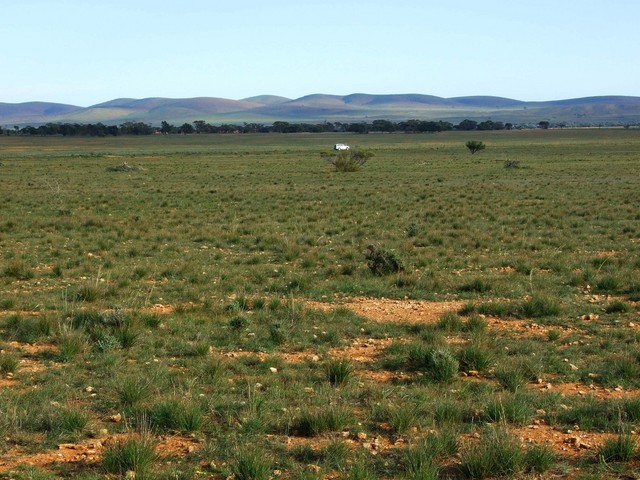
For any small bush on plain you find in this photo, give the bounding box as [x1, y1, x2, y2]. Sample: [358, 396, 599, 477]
[465, 140, 486, 155]
[322, 149, 374, 172]
[365, 244, 404, 276]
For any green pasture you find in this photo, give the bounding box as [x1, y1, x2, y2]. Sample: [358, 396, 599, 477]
[1, 129, 638, 307]
[0, 129, 639, 479]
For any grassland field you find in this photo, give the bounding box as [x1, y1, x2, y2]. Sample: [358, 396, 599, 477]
[0, 129, 639, 479]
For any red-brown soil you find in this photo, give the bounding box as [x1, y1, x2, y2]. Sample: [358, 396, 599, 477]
[2, 296, 639, 477]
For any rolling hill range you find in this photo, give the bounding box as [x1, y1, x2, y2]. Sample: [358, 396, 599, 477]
[2, 94, 640, 126]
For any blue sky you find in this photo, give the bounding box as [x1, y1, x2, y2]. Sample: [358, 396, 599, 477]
[3, 0, 639, 106]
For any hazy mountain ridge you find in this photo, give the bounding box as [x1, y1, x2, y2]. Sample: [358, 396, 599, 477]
[0, 101, 83, 124]
[2, 94, 640, 126]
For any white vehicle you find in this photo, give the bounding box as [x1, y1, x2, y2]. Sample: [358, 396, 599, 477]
[334, 143, 350, 151]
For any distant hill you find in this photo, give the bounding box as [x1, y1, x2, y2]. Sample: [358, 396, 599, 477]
[241, 95, 290, 105]
[0, 101, 82, 125]
[2, 94, 640, 126]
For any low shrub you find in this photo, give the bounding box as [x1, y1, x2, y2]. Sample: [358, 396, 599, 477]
[437, 312, 463, 332]
[292, 407, 350, 437]
[518, 295, 560, 318]
[322, 149, 374, 172]
[485, 394, 534, 425]
[57, 331, 89, 361]
[420, 430, 459, 460]
[32, 407, 88, 435]
[231, 450, 272, 480]
[73, 284, 99, 302]
[523, 444, 556, 473]
[594, 354, 640, 386]
[106, 162, 144, 172]
[460, 427, 524, 478]
[407, 344, 459, 382]
[365, 244, 404, 276]
[433, 400, 464, 425]
[495, 366, 526, 392]
[118, 377, 151, 407]
[3, 315, 52, 343]
[229, 315, 249, 330]
[323, 439, 349, 469]
[598, 434, 636, 463]
[102, 434, 157, 479]
[465, 140, 486, 155]
[3, 260, 34, 280]
[403, 443, 439, 480]
[596, 275, 621, 293]
[326, 358, 353, 386]
[458, 344, 493, 373]
[0, 352, 19, 374]
[372, 403, 419, 435]
[463, 315, 487, 333]
[504, 159, 521, 169]
[147, 398, 204, 433]
[604, 300, 632, 313]
[458, 279, 492, 293]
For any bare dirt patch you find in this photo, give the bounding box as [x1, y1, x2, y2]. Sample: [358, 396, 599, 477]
[302, 296, 640, 467]
[0, 342, 62, 383]
[537, 381, 640, 400]
[148, 303, 174, 315]
[0, 434, 201, 474]
[305, 297, 465, 324]
[513, 423, 614, 459]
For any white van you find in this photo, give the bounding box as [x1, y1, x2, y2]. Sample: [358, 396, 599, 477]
[334, 144, 350, 151]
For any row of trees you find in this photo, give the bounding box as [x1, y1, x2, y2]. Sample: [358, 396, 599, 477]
[4, 118, 547, 137]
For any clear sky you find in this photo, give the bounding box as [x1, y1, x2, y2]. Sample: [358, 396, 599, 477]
[2, 0, 639, 106]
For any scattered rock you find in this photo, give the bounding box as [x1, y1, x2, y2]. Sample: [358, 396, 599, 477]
[58, 443, 80, 450]
[565, 436, 591, 449]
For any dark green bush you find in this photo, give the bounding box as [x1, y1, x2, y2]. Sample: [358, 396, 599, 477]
[322, 149, 374, 172]
[465, 140, 486, 155]
[365, 244, 404, 276]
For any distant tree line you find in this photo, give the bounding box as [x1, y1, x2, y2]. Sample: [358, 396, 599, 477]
[4, 118, 567, 137]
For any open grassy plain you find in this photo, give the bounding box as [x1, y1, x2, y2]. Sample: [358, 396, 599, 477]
[0, 129, 639, 479]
